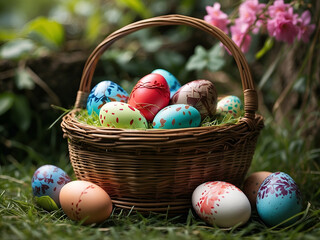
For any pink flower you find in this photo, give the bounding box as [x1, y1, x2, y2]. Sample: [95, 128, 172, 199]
[231, 23, 252, 53]
[238, 0, 266, 33]
[267, 5, 299, 44]
[268, 0, 291, 18]
[297, 10, 316, 43]
[204, 3, 230, 34]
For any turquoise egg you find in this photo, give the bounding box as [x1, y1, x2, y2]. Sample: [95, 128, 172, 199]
[152, 104, 201, 129]
[31, 165, 71, 208]
[256, 172, 303, 227]
[216, 95, 243, 118]
[86, 81, 129, 116]
[152, 69, 181, 98]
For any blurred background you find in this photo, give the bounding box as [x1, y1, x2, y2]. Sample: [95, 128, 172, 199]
[0, 0, 319, 202]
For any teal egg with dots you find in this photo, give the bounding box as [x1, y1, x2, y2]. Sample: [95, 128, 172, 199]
[256, 172, 303, 227]
[152, 104, 201, 129]
[216, 95, 243, 118]
[152, 69, 181, 98]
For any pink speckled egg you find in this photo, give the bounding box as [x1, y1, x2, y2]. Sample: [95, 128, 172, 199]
[192, 181, 251, 228]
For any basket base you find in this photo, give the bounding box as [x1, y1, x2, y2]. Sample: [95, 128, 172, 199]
[112, 198, 191, 213]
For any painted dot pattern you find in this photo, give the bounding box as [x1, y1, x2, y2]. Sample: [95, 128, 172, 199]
[99, 102, 147, 129]
[152, 104, 201, 129]
[216, 95, 244, 118]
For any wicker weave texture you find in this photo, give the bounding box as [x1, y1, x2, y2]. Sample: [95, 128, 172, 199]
[61, 14, 264, 213]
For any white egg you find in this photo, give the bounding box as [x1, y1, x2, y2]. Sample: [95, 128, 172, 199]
[192, 181, 251, 228]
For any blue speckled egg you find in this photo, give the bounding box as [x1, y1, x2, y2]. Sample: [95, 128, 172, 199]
[256, 172, 303, 227]
[216, 95, 243, 118]
[32, 165, 71, 207]
[86, 81, 129, 116]
[152, 104, 201, 129]
[152, 69, 181, 98]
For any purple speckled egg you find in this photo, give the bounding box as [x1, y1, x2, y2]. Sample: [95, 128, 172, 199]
[31, 165, 71, 207]
[152, 104, 201, 129]
[256, 172, 303, 226]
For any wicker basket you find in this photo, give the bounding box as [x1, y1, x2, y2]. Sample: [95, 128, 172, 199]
[61, 14, 264, 213]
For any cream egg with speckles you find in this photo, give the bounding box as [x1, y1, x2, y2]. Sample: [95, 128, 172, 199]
[99, 102, 148, 129]
[60, 180, 112, 225]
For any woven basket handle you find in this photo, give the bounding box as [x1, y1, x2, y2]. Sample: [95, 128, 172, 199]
[75, 14, 258, 122]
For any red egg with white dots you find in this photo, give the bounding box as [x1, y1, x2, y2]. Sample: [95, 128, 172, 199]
[99, 102, 148, 129]
[192, 181, 251, 228]
[128, 73, 170, 122]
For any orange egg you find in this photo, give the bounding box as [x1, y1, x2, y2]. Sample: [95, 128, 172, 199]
[243, 171, 272, 207]
[60, 180, 113, 225]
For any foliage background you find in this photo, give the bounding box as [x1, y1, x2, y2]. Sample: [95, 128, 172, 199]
[0, 0, 319, 239]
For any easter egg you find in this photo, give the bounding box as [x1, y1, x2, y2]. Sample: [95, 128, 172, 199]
[192, 181, 251, 228]
[59, 180, 113, 225]
[243, 171, 272, 207]
[86, 80, 129, 116]
[32, 165, 71, 210]
[216, 96, 243, 118]
[152, 104, 201, 129]
[152, 69, 181, 98]
[256, 172, 303, 227]
[99, 102, 148, 129]
[171, 80, 217, 120]
[128, 73, 170, 121]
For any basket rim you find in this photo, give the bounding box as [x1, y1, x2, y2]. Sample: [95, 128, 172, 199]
[62, 108, 264, 134]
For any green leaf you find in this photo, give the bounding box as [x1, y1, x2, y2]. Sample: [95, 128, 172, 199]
[11, 95, 32, 131]
[85, 10, 103, 44]
[22, 17, 65, 50]
[0, 93, 32, 130]
[0, 92, 15, 115]
[255, 38, 274, 60]
[0, 39, 35, 60]
[34, 196, 59, 211]
[0, 29, 18, 41]
[207, 43, 225, 72]
[185, 46, 208, 71]
[155, 51, 185, 70]
[15, 68, 35, 90]
[117, 0, 152, 18]
[186, 44, 225, 72]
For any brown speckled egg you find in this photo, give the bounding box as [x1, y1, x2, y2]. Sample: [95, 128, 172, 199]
[60, 180, 113, 225]
[243, 171, 272, 207]
[170, 80, 217, 120]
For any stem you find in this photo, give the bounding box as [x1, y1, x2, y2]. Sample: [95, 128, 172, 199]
[25, 66, 61, 106]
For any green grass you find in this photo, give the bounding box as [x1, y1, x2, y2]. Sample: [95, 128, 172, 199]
[75, 108, 244, 128]
[1, 116, 320, 240]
